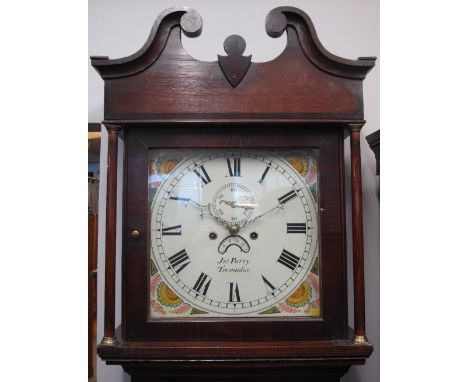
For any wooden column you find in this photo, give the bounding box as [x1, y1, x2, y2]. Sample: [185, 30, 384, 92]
[101, 124, 121, 346]
[349, 123, 368, 343]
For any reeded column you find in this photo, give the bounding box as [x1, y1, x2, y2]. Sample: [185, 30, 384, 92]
[101, 124, 121, 346]
[349, 123, 368, 344]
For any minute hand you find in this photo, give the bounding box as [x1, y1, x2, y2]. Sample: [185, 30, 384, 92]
[241, 203, 282, 228]
[242, 189, 299, 228]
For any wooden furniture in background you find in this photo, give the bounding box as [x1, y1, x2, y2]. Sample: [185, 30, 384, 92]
[88, 213, 98, 379]
[366, 130, 380, 175]
[88, 122, 101, 380]
[91, 6, 376, 381]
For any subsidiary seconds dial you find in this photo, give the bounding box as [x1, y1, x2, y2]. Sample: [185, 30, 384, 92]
[212, 182, 255, 225]
[150, 150, 318, 315]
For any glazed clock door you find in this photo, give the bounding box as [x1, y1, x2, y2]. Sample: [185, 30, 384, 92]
[123, 125, 348, 342]
[148, 149, 320, 317]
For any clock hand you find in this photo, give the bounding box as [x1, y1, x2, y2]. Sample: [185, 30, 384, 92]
[219, 200, 236, 207]
[244, 203, 282, 226]
[195, 201, 232, 230]
[180, 198, 240, 230]
[188, 199, 208, 209]
[170, 196, 208, 208]
[241, 188, 300, 228]
[171, 196, 227, 226]
[190, 200, 220, 223]
[176, 198, 211, 216]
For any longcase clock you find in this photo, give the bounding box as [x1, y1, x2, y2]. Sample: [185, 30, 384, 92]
[91, 6, 376, 382]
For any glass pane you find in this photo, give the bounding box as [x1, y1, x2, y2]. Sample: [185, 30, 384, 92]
[148, 149, 320, 318]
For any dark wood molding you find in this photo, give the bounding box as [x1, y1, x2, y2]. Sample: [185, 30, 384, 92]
[90, 7, 202, 79]
[98, 326, 371, 381]
[91, 7, 375, 122]
[99, 331, 372, 362]
[91, 7, 375, 81]
[265, 7, 376, 80]
[102, 119, 366, 126]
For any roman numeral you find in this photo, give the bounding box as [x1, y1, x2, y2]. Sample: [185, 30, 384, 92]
[286, 223, 306, 234]
[227, 158, 241, 177]
[228, 282, 241, 302]
[169, 196, 191, 202]
[167, 249, 191, 274]
[277, 249, 301, 271]
[278, 189, 297, 205]
[261, 275, 276, 292]
[161, 224, 182, 236]
[258, 163, 271, 184]
[193, 165, 211, 185]
[193, 272, 212, 295]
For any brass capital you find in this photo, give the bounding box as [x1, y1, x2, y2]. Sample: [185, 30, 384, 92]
[100, 336, 118, 346]
[352, 334, 369, 344]
[104, 124, 121, 134]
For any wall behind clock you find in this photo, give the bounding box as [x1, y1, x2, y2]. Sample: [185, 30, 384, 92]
[89, 1, 380, 381]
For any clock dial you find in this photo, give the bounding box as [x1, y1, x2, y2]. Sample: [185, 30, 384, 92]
[149, 149, 319, 316]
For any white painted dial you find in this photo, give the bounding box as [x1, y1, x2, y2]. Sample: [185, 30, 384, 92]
[150, 150, 318, 315]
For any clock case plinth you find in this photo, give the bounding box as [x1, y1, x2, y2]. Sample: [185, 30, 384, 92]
[92, 6, 375, 381]
[99, 327, 372, 382]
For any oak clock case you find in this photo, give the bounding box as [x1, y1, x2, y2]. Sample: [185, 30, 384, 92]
[92, 6, 376, 382]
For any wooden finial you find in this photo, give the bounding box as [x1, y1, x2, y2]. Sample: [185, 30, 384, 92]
[217, 35, 252, 88]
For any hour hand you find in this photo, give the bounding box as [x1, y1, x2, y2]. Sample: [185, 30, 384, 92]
[169, 196, 211, 215]
[169, 196, 192, 203]
[169, 196, 229, 228]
